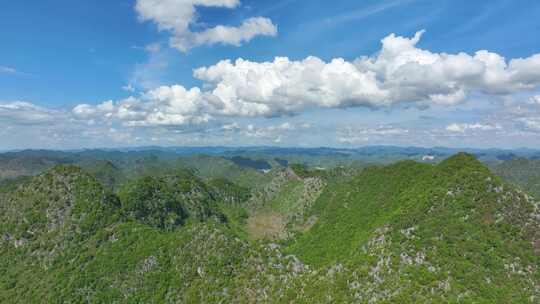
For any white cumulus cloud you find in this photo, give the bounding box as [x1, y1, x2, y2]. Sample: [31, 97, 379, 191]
[73, 86, 212, 127]
[529, 95, 540, 105]
[0, 101, 65, 125]
[192, 30, 540, 116]
[74, 31, 540, 128]
[135, 0, 277, 52]
[446, 123, 501, 133]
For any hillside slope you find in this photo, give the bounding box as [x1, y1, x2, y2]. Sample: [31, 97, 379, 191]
[288, 153, 540, 302]
[0, 154, 538, 303]
[492, 157, 540, 198]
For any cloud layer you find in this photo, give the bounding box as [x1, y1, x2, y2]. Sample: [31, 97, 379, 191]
[135, 0, 277, 52]
[0, 102, 64, 125]
[73, 31, 540, 129]
[4, 31, 540, 149]
[446, 123, 501, 133]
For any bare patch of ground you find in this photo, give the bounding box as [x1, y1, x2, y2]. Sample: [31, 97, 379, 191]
[246, 211, 287, 240]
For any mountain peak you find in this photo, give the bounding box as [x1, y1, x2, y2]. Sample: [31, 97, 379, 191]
[438, 152, 486, 172]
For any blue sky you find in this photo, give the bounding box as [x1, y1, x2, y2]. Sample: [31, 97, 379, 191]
[1, 0, 540, 149]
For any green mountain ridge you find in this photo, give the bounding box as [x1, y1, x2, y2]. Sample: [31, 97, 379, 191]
[491, 157, 540, 199]
[1, 154, 539, 303]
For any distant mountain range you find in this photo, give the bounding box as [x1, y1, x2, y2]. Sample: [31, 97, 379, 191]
[3, 145, 540, 159]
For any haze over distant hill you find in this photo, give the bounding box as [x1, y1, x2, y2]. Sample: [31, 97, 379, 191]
[1, 145, 538, 179]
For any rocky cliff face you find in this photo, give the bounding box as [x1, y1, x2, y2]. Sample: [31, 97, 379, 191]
[1, 166, 119, 250]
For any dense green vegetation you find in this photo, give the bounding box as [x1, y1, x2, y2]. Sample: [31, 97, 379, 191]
[288, 160, 435, 265]
[1, 152, 539, 302]
[491, 157, 540, 198]
[0, 151, 273, 191]
[287, 154, 540, 302]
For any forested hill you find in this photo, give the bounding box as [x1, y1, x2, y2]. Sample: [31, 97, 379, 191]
[491, 157, 540, 198]
[1, 153, 539, 303]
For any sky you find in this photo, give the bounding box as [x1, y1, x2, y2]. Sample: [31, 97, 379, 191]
[1, 0, 540, 149]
